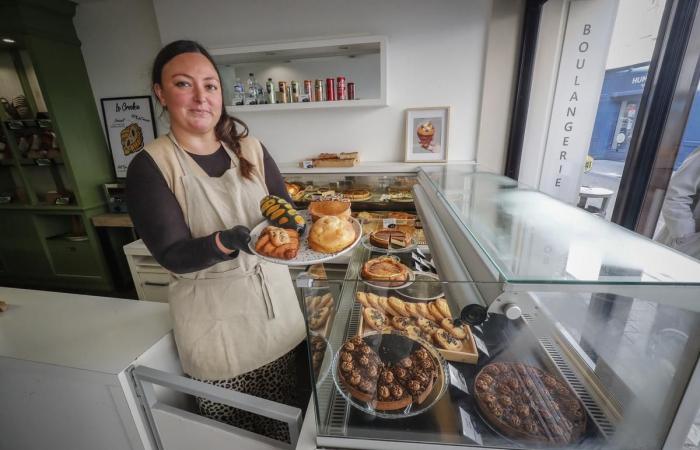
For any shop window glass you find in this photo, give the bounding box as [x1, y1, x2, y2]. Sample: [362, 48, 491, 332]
[579, 0, 666, 220]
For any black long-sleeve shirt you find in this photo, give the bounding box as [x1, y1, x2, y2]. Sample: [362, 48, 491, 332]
[126, 144, 290, 274]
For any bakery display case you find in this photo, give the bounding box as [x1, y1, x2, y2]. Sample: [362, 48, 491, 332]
[296, 164, 700, 450]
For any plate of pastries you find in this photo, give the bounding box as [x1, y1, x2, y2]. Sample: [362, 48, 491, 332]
[474, 362, 587, 445]
[250, 196, 362, 266]
[333, 332, 448, 417]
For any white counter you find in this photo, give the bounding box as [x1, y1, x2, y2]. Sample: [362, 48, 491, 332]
[278, 161, 476, 174]
[0, 287, 171, 374]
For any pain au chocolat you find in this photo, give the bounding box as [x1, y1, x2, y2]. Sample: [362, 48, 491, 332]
[337, 335, 439, 411]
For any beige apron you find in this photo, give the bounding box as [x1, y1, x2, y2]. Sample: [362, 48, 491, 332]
[166, 134, 305, 380]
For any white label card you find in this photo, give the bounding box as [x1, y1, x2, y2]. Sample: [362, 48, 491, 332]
[459, 407, 483, 445]
[302, 160, 314, 169]
[448, 364, 469, 394]
[473, 335, 490, 357]
[382, 218, 397, 228]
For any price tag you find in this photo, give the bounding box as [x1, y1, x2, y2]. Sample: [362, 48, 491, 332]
[382, 218, 397, 228]
[448, 364, 469, 395]
[459, 407, 483, 445]
[473, 335, 490, 357]
[302, 160, 314, 169]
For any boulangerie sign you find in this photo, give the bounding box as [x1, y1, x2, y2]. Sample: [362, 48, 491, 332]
[101, 96, 157, 178]
[538, 0, 619, 204]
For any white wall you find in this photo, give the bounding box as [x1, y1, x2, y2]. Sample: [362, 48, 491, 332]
[150, 0, 492, 163]
[73, 0, 165, 135]
[605, 0, 665, 69]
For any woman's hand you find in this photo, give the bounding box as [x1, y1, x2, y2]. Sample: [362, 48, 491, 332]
[217, 225, 254, 255]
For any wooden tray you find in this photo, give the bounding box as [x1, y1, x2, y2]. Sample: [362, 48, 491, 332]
[355, 295, 478, 364]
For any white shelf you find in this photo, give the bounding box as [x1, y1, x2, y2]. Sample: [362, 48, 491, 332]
[226, 98, 385, 113]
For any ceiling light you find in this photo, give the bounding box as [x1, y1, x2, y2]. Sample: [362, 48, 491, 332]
[2, 38, 16, 44]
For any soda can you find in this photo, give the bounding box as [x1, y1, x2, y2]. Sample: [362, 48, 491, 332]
[348, 82, 356, 100]
[278, 81, 288, 103]
[291, 81, 300, 103]
[304, 80, 313, 101]
[336, 76, 347, 100]
[314, 80, 324, 102]
[266, 80, 276, 104]
[326, 78, 336, 101]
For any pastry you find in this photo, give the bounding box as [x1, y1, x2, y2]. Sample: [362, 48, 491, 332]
[309, 306, 331, 330]
[254, 226, 300, 259]
[391, 315, 413, 331]
[285, 182, 302, 198]
[405, 302, 422, 320]
[369, 228, 410, 249]
[403, 324, 425, 341]
[416, 318, 441, 335]
[387, 211, 416, 220]
[387, 296, 410, 317]
[416, 121, 435, 149]
[342, 189, 372, 201]
[305, 295, 321, 311]
[474, 363, 586, 444]
[308, 216, 356, 253]
[361, 256, 411, 286]
[378, 296, 401, 317]
[366, 292, 382, 310]
[337, 335, 439, 411]
[356, 291, 372, 309]
[416, 303, 437, 321]
[427, 302, 444, 321]
[260, 195, 306, 233]
[363, 307, 389, 331]
[435, 298, 450, 319]
[440, 318, 468, 340]
[308, 200, 351, 222]
[433, 329, 463, 351]
[318, 292, 334, 309]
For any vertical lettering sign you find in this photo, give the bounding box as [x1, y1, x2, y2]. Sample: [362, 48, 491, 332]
[538, 0, 619, 204]
[101, 96, 157, 178]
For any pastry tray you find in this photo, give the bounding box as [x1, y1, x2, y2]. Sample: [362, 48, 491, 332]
[356, 295, 478, 364]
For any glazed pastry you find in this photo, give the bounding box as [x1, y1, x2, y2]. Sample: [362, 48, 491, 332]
[405, 302, 422, 320]
[416, 303, 437, 321]
[433, 329, 463, 351]
[378, 296, 402, 317]
[366, 292, 382, 310]
[259, 195, 306, 233]
[308, 200, 351, 222]
[308, 215, 356, 253]
[255, 226, 299, 259]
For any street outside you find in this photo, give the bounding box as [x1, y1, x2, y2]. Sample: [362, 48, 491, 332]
[579, 158, 626, 221]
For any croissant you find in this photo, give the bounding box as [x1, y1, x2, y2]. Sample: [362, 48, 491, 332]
[254, 226, 299, 260]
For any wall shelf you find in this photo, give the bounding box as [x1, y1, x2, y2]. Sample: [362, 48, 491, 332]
[226, 98, 385, 113]
[211, 35, 387, 109]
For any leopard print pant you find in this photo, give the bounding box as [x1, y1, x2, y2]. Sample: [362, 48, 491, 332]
[192, 346, 302, 443]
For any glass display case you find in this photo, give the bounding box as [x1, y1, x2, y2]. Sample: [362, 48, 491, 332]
[293, 165, 700, 450]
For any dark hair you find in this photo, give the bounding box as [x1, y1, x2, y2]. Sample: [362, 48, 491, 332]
[152, 40, 254, 179]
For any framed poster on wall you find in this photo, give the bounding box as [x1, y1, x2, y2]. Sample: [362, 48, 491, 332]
[404, 106, 450, 163]
[100, 96, 157, 178]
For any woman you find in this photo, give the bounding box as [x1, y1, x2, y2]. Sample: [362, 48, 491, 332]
[126, 40, 306, 442]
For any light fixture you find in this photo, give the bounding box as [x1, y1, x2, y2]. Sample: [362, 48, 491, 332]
[2, 38, 16, 44]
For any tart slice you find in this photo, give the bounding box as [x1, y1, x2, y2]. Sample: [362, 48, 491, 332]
[369, 228, 410, 249]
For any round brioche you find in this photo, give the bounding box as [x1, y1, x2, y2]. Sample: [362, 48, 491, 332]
[308, 200, 351, 222]
[308, 215, 356, 253]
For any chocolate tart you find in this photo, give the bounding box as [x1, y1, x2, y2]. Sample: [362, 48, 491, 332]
[342, 189, 372, 201]
[336, 334, 439, 411]
[474, 362, 587, 445]
[369, 228, 409, 249]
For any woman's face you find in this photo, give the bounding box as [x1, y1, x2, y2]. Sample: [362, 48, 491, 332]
[154, 52, 222, 136]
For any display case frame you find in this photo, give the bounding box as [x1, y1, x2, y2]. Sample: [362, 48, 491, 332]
[289, 165, 700, 450]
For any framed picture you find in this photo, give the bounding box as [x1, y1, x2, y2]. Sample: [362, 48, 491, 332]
[100, 96, 157, 178]
[404, 106, 450, 163]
